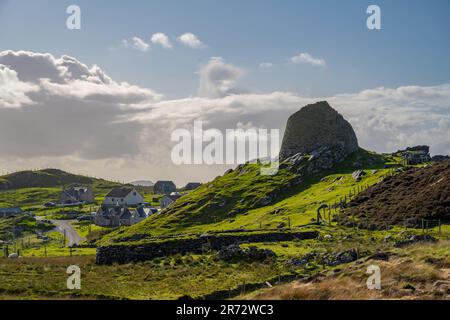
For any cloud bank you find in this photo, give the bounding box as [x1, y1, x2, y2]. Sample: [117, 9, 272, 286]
[0, 50, 449, 184]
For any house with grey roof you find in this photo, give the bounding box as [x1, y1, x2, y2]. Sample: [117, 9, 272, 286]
[153, 181, 177, 195]
[103, 187, 144, 207]
[94, 204, 148, 227]
[60, 185, 94, 204]
[159, 193, 182, 209]
[184, 182, 201, 191]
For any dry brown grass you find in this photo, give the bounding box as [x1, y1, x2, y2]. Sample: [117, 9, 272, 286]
[249, 241, 450, 300]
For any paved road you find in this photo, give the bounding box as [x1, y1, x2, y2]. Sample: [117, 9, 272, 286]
[50, 220, 83, 247]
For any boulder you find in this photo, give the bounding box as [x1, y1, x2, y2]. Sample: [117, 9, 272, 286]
[279, 101, 358, 160]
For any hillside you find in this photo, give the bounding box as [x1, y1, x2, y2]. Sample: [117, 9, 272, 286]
[100, 148, 397, 243]
[338, 161, 450, 229]
[100, 102, 404, 244]
[0, 169, 94, 190]
[0, 169, 123, 208]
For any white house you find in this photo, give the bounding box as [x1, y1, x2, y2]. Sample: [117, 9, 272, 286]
[103, 187, 144, 206]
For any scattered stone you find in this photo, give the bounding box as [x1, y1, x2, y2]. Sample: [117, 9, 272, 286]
[277, 222, 286, 229]
[342, 234, 353, 241]
[320, 249, 358, 266]
[324, 234, 333, 241]
[394, 234, 437, 247]
[8, 253, 19, 259]
[217, 244, 276, 262]
[431, 155, 450, 162]
[286, 252, 318, 267]
[368, 252, 390, 261]
[257, 196, 272, 206]
[403, 284, 416, 291]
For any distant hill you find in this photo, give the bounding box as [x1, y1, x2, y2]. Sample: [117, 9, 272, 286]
[130, 180, 155, 187]
[0, 169, 121, 191]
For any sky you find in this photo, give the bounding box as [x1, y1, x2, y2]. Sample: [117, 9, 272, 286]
[0, 0, 449, 185]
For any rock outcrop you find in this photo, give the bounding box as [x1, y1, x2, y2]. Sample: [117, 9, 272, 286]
[279, 101, 359, 160]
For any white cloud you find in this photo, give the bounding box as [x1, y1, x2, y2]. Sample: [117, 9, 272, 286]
[0, 65, 38, 108]
[198, 57, 244, 98]
[290, 52, 326, 67]
[0, 51, 161, 161]
[177, 33, 206, 49]
[259, 62, 274, 68]
[122, 37, 150, 52]
[151, 33, 173, 49]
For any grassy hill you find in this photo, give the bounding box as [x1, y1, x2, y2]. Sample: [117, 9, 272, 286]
[0, 169, 95, 190]
[0, 169, 123, 208]
[101, 149, 401, 243]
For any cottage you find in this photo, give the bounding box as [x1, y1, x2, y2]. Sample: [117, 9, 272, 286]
[60, 185, 94, 204]
[103, 187, 144, 206]
[160, 194, 182, 209]
[154, 181, 177, 195]
[94, 204, 148, 227]
[0, 207, 22, 218]
[184, 182, 201, 191]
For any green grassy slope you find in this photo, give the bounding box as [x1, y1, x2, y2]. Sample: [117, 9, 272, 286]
[0, 214, 53, 240]
[0, 169, 123, 208]
[103, 149, 401, 242]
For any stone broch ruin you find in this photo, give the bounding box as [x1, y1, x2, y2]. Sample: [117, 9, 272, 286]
[279, 101, 359, 160]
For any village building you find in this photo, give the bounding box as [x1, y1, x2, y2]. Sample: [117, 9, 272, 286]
[184, 182, 201, 191]
[399, 146, 431, 165]
[60, 185, 95, 204]
[160, 193, 182, 209]
[154, 181, 177, 195]
[0, 207, 23, 218]
[103, 187, 144, 207]
[94, 205, 149, 227]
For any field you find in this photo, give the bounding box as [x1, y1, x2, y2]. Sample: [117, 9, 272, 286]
[244, 240, 450, 300]
[0, 155, 448, 300]
[0, 226, 447, 300]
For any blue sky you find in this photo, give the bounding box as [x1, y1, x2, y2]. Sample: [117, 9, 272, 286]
[1, 0, 449, 98]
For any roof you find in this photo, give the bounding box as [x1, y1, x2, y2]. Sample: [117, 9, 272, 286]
[161, 194, 181, 202]
[185, 182, 201, 189]
[154, 181, 176, 187]
[105, 187, 134, 198]
[97, 205, 132, 219]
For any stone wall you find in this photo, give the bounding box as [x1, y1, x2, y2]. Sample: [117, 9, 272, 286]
[96, 231, 319, 264]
